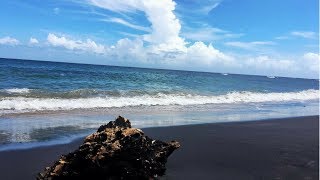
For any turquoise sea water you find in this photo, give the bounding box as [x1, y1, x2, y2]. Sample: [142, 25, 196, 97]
[0, 58, 319, 150]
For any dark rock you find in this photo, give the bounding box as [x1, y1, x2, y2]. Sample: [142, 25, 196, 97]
[37, 116, 180, 179]
[97, 116, 132, 132]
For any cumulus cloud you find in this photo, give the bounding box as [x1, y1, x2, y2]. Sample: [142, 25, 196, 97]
[245, 56, 295, 71]
[40, 0, 315, 78]
[0, 36, 20, 46]
[105, 37, 234, 68]
[184, 41, 235, 66]
[87, 0, 232, 68]
[242, 54, 319, 77]
[29, 37, 39, 45]
[47, 33, 106, 54]
[108, 38, 146, 63]
[90, 0, 186, 52]
[104, 37, 318, 77]
[291, 31, 317, 39]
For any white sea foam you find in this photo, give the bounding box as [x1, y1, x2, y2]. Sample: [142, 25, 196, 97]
[267, 76, 276, 79]
[0, 89, 318, 113]
[4, 88, 30, 94]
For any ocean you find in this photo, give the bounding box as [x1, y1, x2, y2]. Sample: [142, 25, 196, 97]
[0, 58, 319, 150]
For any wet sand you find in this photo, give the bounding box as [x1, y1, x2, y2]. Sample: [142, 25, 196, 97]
[0, 116, 318, 180]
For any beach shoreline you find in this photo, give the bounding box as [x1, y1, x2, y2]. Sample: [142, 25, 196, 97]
[0, 115, 319, 179]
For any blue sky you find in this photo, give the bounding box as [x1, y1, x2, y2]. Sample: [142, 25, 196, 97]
[0, 0, 319, 78]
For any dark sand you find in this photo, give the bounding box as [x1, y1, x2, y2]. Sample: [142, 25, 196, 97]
[0, 116, 318, 180]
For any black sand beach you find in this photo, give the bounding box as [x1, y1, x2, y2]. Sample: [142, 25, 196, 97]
[0, 116, 318, 180]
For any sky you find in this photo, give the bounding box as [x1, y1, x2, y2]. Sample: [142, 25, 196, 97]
[0, 0, 319, 78]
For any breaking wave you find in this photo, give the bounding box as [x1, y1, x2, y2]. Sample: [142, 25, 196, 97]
[3, 88, 31, 94]
[0, 89, 318, 113]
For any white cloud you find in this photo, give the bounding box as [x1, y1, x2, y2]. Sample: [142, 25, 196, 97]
[44, 32, 318, 78]
[58, 0, 317, 78]
[197, 2, 220, 14]
[102, 18, 151, 32]
[245, 56, 295, 71]
[182, 27, 244, 42]
[60, 33, 226, 72]
[250, 41, 275, 45]
[88, 0, 233, 66]
[142, 1, 185, 50]
[303, 52, 319, 60]
[176, 0, 222, 15]
[106, 37, 233, 67]
[104, 37, 318, 77]
[184, 41, 235, 66]
[119, 32, 141, 38]
[89, 0, 186, 52]
[275, 36, 289, 40]
[242, 54, 319, 77]
[302, 52, 319, 72]
[108, 38, 147, 64]
[90, 0, 138, 13]
[291, 31, 317, 39]
[225, 41, 275, 50]
[29, 37, 39, 45]
[47, 33, 106, 54]
[0, 36, 20, 46]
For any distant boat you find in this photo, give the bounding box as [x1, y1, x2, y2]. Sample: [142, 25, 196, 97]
[222, 73, 228, 76]
[267, 76, 276, 79]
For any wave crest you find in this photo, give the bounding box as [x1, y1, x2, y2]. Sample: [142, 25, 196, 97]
[4, 88, 30, 94]
[0, 89, 318, 113]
